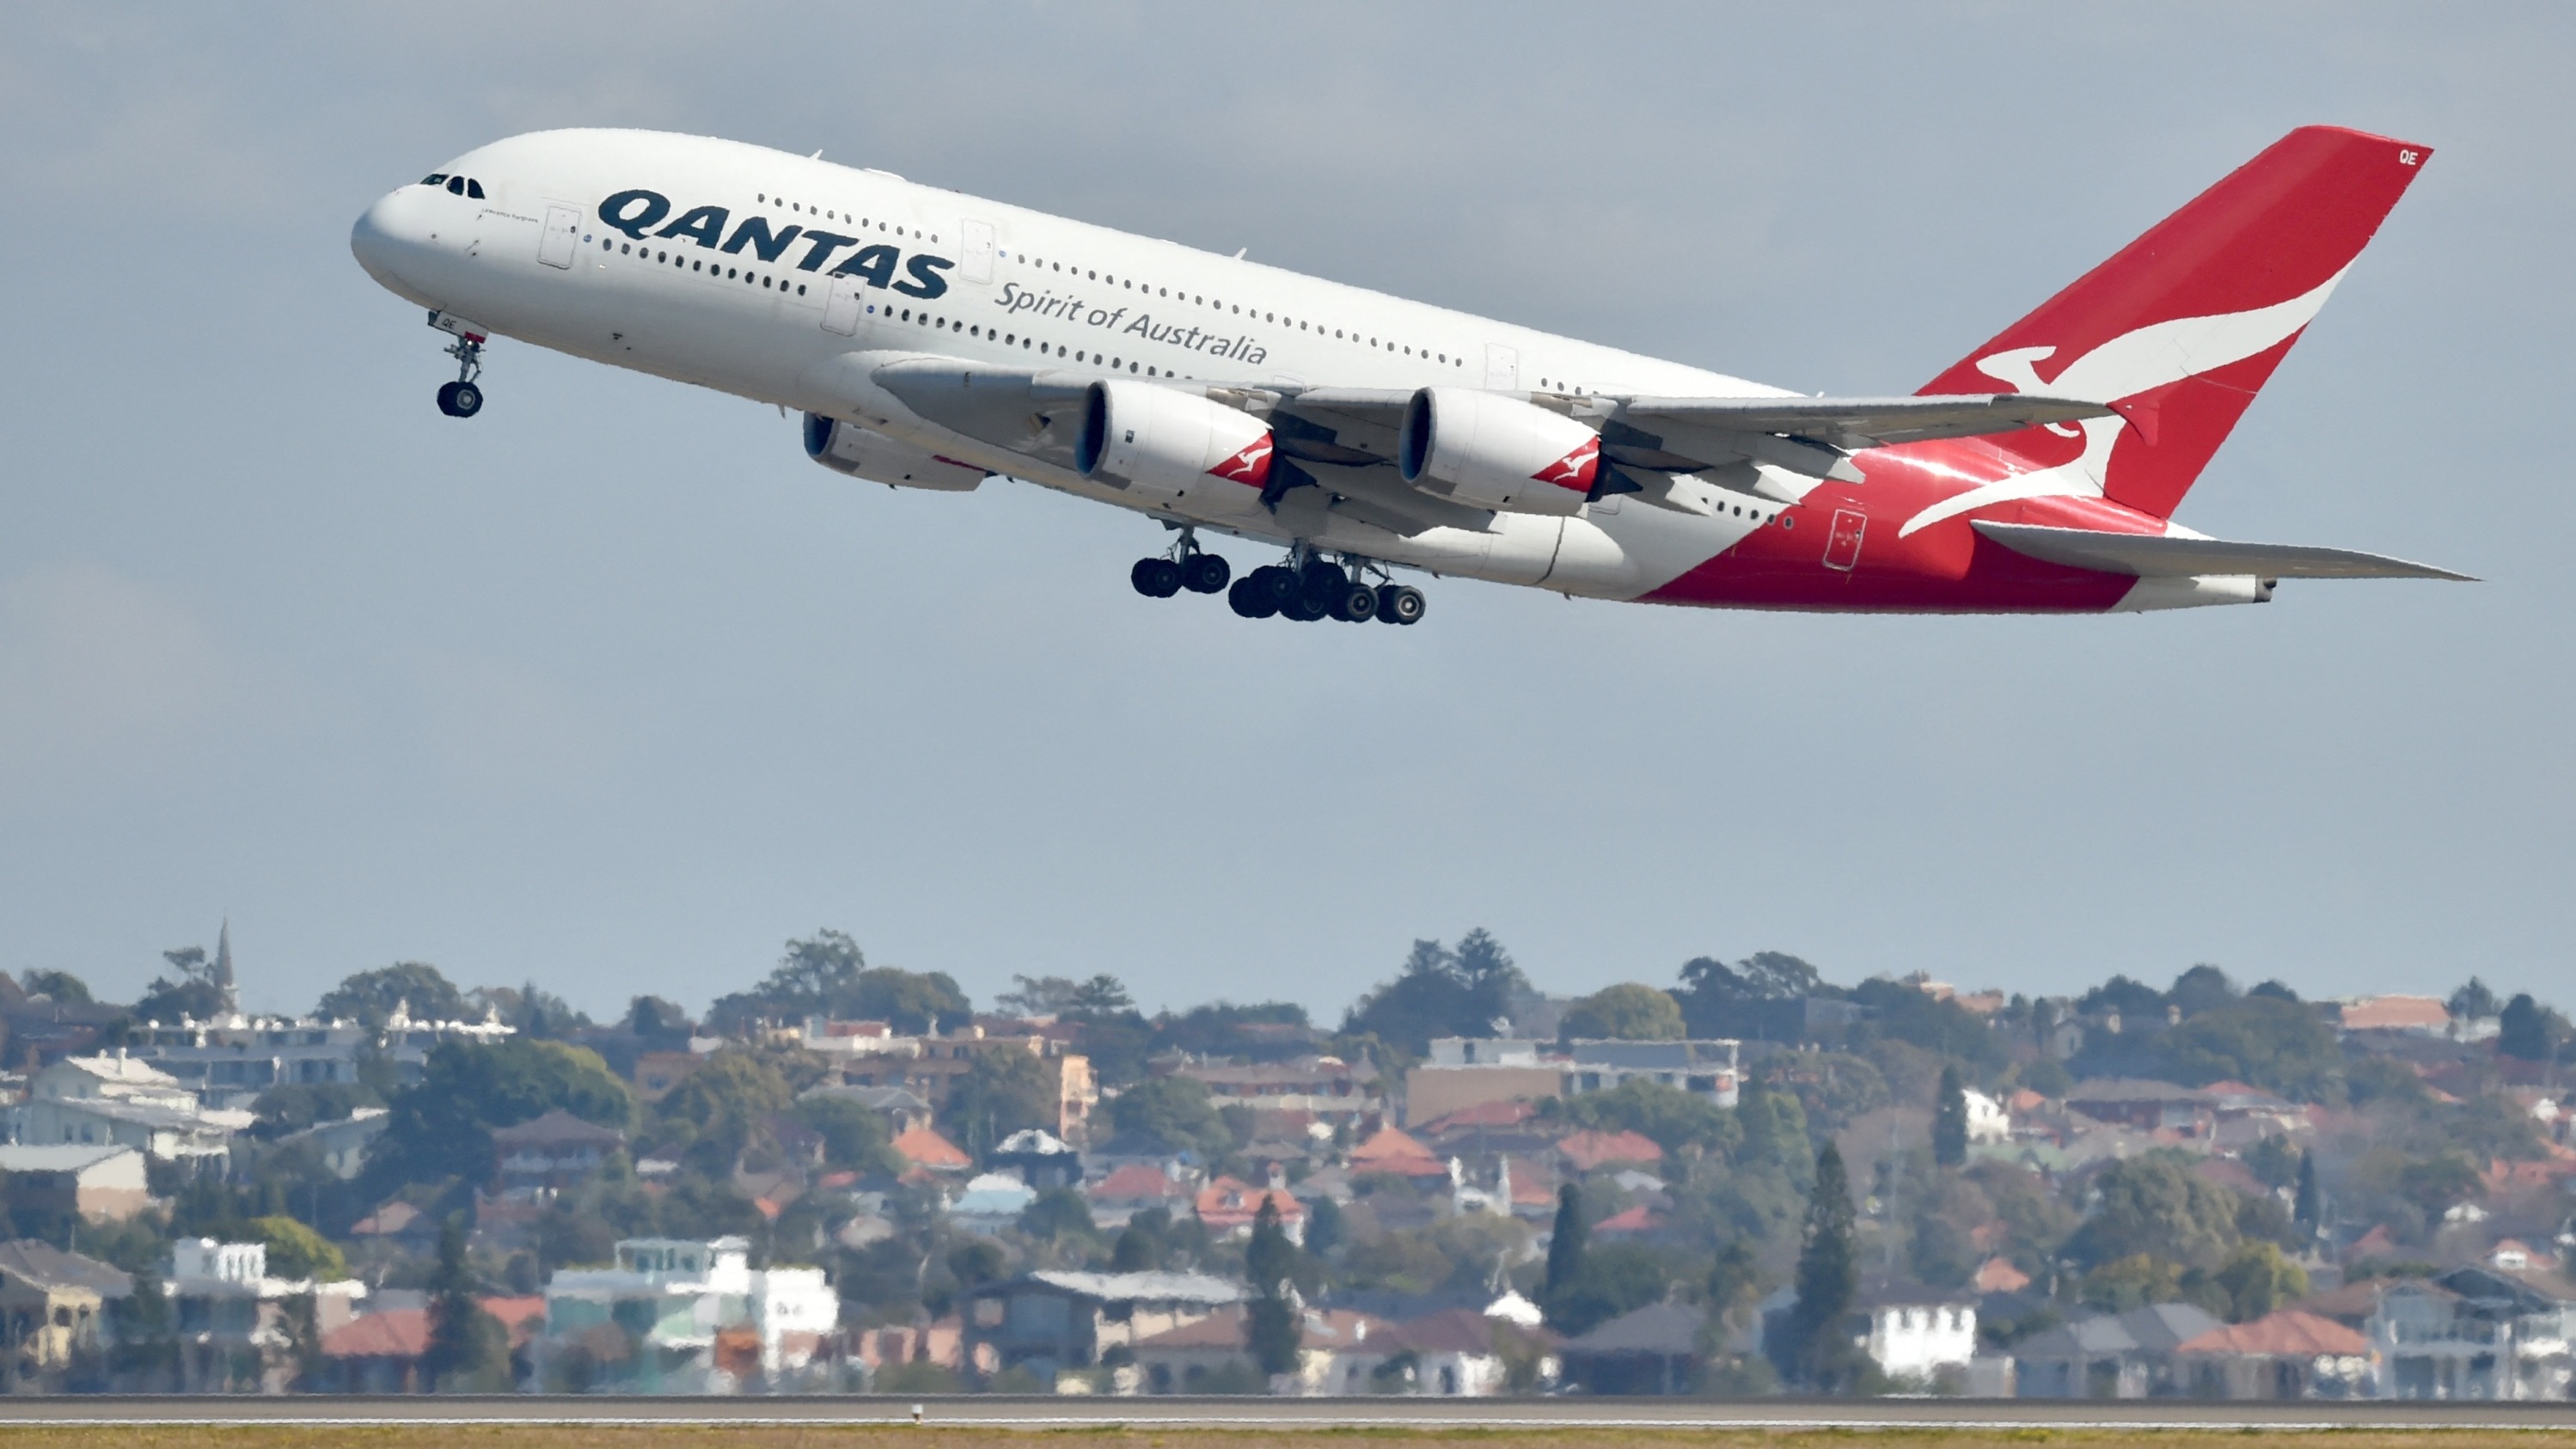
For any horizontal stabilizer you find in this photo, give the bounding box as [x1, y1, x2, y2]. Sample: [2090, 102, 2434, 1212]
[1619, 394, 2114, 449]
[1973, 521, 2474, 581]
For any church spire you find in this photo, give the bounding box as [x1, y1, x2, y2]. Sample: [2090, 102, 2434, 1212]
[213, 918, 238, 1016]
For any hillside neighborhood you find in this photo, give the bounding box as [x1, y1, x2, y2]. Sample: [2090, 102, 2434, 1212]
[0, 926, 2567, 1399]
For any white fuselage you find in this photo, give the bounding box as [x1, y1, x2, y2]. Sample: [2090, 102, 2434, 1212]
[351, 129, 1791, 598]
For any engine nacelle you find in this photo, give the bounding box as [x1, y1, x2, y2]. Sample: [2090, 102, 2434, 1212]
[803, 413, 985, 492]
[1397, 388, 1598, 516]
[1074, 382, 1275, 502]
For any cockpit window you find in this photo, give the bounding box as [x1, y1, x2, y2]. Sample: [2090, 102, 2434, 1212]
[466, 179, 486, 199]
[422, 174, 447, 186]
[446, 176, 467, 195]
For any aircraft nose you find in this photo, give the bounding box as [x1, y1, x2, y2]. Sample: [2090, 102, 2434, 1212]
[350, 187, 427, 288]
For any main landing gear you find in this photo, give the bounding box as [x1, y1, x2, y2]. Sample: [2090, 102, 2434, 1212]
[1224, 552, 1424, 626]
[1129, 529, 1232, 599]
[435, 330, 486, 419]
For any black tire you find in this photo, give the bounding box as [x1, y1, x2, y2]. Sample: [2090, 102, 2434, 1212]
[1183, 553, 1231, 595]
[436, 381, 462, 416]
[1385, 585, 1427, 625]
[448, 380, 483, 417]
[1300, 559, 1348, 596]
[1375, 584, 1406, 623]
[1130, 558, 1182, 597]
[1280, 591, 1328, 622]
[1334, 581, 1380, 622]
[1257, 566, 1302, 608]
[1227, 577, 1276, 619]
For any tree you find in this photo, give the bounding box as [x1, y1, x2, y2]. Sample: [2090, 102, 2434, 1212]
[422, 1217, 511, 1391]
[2211, 1241, 2308, 1323]
[2293, 1151, 2320, 1231]
[1931, 1064, 1968, 1168]
[1674, 952, 1826, 1041]
[2076, 974, 2167, 1022]
[20, 969, 91, 1004]
[135, 945, 225, 1023]
[995, 973, 1134, 1019]
[1848, 978, 2008, 1070]
[1559, 983, 1686, 1042]
[2166, 964, 2239, 1019]
[944, 1049, 1059, 1161]
[2448, 977, 2501, 1022]
[656, 1049, 797, 1176]
[2065, 1156, 2242, 1270]
[626, 995, 692, 1042]
[791, 1093, 898, 1175]
[2160, 995, 2342, 1101]
[1244, 1198, 1306, 1378]
[317, 962, 468, 1027]
[707, 930, 971, 1034]
[1563, 1078, 1736, 1159]
[469, 982, 591, 1039]
[1543, 1184, 1587, 1326]
[2499, 993, 2557, 1061]
[248, 1215, 347, 1281]
[1107, 1075, 1232, 1159]
[1340, 932, 1527, 1054]
[1779, 1141, 1860, 1391]
[367, 1037, 633, 1192]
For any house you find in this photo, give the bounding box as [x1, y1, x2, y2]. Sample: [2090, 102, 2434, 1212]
[1377, 1306, 1557, 1396]
[1130, 1303, 1392, 1394]
[2062, 1079, 2215, 1135]
[2368, 1267, 2576, 1400]
[1348, 1126, 1450, 1181]
[1852, 1289, 1979, 1383]
[127, 1006, 514, 1109]
[274, 1108, 390, 1179]
[8, 1053, 243, 1166]
[1563, 1039, 1741, 1107]
[2339, 995, 2451, 1035]
[961, 1269, 1242, 1380]
[317, 1306, 432, 1392]
[1559, 1301, 1706, 1395]
[1195, 1175, 1306, 1243]
[1557, 1129, 1663, 1176]
[2012, 1302, 2225, 1398]
[1407, 1040, 1563, 1125]
[1178, 1055, 1386, 1127]
[1961, 1088, 2010, 1144]
[0, 1144, 150, 1222]
[799, 1082, 933, 1137]
[948, 1173, 1038, 1233]
[542, 1236, 839, 1388]
[988, 1128, 1084, 1189]
[889, 1124, 970, 1174]
[164, 1238, 368, 1393]
[631, 1049, 703, 1103]
[0, 1240, 131, 1391]
[491, 1110, 625, 1199]
[1973, 1257, 2031, 1294]
[1086, 1162, 1196, 1226]
[2175, 1309, 2372, 1398]
[834, 1028, 1097, 1144]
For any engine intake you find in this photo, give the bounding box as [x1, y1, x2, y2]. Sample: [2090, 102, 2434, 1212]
[803, 413, 985, 491]
[1074, 382, 1274, 501]
[1397, 388, 1598, 516]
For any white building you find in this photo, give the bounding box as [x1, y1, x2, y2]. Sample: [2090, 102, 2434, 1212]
[543, 1236, 840, 1384]
[165, 1238, 368, 1392]
[1856, 1292, 1979, 1383]
[1961, 1088, 2010, 1144]
[127, 1005, 515, 1110]
[7, 1054, 244, 1165]
[0, 1143, 150, 1220]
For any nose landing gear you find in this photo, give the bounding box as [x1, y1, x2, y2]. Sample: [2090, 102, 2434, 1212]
[430, 313, 486, 419]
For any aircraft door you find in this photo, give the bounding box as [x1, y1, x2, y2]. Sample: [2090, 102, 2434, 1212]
[1484, 343, 1520, 391]
[538, 205, 580, 269]
[1823, 508, 1867, 572]
[822, 274, 866, 335]
[961, 219, 996, 284]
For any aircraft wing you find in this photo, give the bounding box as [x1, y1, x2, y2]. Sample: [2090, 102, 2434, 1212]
[1973, 521, 2475, 581]
[1615, 394, 2114, 449]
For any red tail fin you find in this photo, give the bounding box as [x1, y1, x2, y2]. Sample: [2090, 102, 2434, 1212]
[1919, 126, 2430, 519]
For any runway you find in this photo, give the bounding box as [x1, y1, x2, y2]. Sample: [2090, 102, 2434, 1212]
[0, 1396, 2567, 1429]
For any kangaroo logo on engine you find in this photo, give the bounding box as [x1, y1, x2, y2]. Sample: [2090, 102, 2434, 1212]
[597, 189, 954, 299]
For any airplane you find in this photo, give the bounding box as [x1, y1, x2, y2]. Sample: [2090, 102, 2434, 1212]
[349, 124, 2468, 626]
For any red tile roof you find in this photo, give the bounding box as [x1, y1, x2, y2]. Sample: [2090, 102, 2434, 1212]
[2340, 995, 2448, 1031]
[1973, 1257, 2032, 1293]
[890, 1125, 970, 1170]
[1416, 1099, 1539, 1134]
[321, 1307, 430, 1360]
[1195, 1175, 1305, 1229]
[1091, 1163, 1190, 1200]
[1592, 1204, 1663, 1235]
[2177, 1309, 2369, 1357]
[1557, 1129, 1662, 1171]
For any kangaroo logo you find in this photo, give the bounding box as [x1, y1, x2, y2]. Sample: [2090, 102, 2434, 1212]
[1898, 266, 2350, 536]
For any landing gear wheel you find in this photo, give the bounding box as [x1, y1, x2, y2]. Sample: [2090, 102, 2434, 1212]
[1256, 566, 1302, 609]
[1280, 592, 1329, 622]
[1130, 558, 1183, 597]
[1227, 577, 1277, 619]
[1331, 581, 1380, 622]
[437, 380, 484, 418]
[1379, 585, 1426, 625]
[1182, 553, 1231, 595]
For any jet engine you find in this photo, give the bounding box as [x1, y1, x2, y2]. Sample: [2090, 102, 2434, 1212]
[803, 413, 986, 491]
[1074, 382, 1275, 501]
[1396, 388, 1598, 516]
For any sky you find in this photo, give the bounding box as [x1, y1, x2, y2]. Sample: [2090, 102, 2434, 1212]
[0, 3, 2568, 1024]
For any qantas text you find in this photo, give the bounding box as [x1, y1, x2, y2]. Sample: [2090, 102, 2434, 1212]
[597, 189, 954, 298]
